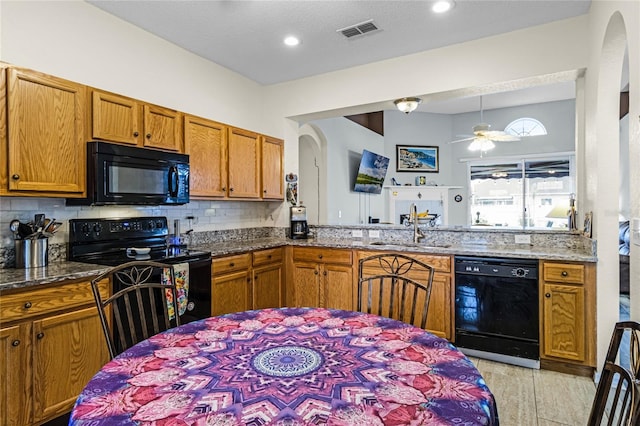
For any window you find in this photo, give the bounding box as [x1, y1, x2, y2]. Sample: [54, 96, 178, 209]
[469, 156, 574, 229]
[505, 117, 547, 137]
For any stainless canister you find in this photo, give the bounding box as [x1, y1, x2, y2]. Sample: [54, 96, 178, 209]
[15, 238, 48, 268]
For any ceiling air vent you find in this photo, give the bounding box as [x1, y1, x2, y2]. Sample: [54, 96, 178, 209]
[337, 19, 380, 39]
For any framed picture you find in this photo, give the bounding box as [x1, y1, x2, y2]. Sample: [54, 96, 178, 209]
[396, 145, 439, 172]
[583, 212, 592, 238]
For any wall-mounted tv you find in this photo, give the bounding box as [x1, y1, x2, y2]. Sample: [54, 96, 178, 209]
[353, 149, 390, 194]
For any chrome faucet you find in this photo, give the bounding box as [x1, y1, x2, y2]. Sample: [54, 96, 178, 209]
[410, 203, 425, 243]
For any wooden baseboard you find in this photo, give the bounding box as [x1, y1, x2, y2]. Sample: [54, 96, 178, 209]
[541, 359, 595, 378]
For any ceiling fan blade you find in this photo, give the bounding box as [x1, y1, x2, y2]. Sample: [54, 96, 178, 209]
[450, 137, 475, 144]
[491, 134, 521, 142]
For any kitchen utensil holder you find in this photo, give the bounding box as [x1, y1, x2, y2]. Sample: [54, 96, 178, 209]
[15, 238, 48, 268]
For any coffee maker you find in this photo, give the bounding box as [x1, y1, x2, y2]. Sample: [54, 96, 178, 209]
[289, 206, 309, 239]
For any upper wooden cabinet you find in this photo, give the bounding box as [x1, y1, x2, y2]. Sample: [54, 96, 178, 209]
[261, 136, 284, 200]
[184, 114, 228, 198]
[228, 127, 261, 198]
[2, 67, 87, 196]
[92, 90, 183, 152]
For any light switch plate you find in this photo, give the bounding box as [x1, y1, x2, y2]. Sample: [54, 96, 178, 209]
[369, 230, 380, 238]
[352, 230, 363, 238]
[632, 218, 640, 246]
[515, 234, 531, 244]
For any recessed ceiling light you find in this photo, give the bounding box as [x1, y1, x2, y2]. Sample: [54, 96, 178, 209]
[284, 36, 300, 46]
[432, 0, 454, 13]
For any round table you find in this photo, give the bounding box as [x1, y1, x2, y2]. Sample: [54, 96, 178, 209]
[70, 308, 498, 425]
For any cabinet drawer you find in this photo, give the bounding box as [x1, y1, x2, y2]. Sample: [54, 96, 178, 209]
[212, 253, 251, 274]
[292, 247, 352, 265]
[357, 250, 451, 273]
[543, 263, 585, 284]
[253, 247, 284, 266]
[0, 280, 108, 323]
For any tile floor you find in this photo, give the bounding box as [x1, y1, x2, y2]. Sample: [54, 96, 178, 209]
[469, 357, 596, 425]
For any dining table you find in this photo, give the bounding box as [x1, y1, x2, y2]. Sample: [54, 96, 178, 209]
[70, 307, 499, 425]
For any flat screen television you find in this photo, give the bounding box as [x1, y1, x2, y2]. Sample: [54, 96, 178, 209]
[353, 149, 390, 194]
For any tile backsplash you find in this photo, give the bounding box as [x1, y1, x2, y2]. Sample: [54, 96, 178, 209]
[0, 196, 285, 268]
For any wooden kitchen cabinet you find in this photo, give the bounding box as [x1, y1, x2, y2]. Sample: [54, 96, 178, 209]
[0, 279, 110, 426]
[261, 136, 284, 200]
[0, 323, 30, 426]
[541, 261, 596, 372]
[356, 250, 453, 340]
[92, 90, 183, 152]
[227, 127, 261, 198]
[2, 66, 87, 196]
[211, 249, 285, 315]
[289, 247, 353, 310]
[184, 114, 228, 198]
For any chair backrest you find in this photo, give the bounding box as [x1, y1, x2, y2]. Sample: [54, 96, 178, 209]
[357, 253, 435, 329]
[588, 321, 640, 426]
[90, 261, 181, 359]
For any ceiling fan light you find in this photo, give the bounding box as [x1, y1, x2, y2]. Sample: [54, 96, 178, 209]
[394, 97, 422, 114]
[432, 0, 454, 13]
[468, 139, 495, 152]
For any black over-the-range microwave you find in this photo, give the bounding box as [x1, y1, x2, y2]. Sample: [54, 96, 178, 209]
[67, 141, 190, 206]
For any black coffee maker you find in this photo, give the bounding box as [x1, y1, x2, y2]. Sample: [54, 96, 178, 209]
[289, 206, 309, 239]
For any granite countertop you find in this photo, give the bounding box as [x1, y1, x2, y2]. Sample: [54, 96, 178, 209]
[1, 237, 596, 291]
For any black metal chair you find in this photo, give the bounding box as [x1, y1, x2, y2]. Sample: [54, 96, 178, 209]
[91, 261, 181, 359]
[357, 253, 435, 329]
[588, 321, 640, 426]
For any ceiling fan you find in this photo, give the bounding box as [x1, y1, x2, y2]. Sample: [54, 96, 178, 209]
[450, 96, 520, 151]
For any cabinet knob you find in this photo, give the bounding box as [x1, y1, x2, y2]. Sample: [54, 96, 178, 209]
[11, 174, 19, 180]
[24, 302, 32, 309]
[318, 254, 323, 259]
[561, 271, 568, 277]
[314, 270, 319, 275]
[146, 133, 152, 139]
[268, 255, 272, 259]
[323, 271, 327, 276]
[229, 188, 234, 192]
[545, 293, 551, 298]
[222, 187, 226, 192]
[229, 262, 235, 267]
[11, 340, 20, 347]
[264, 190, 267, 193]
[133, 131, 139, 137]
[254, 275, 258, 280]
[36, 332, 45, 340]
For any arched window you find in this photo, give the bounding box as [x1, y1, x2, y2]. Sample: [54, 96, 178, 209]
[505, 117, 547, 137]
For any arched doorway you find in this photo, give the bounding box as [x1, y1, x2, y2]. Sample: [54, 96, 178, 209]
[298, 124, 327, 225]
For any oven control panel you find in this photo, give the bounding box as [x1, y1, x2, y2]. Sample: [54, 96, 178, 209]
[454, 256, 538, 280]
[70, 217, 169, 242]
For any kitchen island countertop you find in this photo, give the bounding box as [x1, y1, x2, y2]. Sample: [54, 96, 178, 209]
[1, 237, 596, 291]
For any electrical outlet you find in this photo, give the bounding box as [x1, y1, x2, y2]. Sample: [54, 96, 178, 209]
[369, 230, 380, 238]
[515, 234, 531, 244]
[352, 230, 363, 238]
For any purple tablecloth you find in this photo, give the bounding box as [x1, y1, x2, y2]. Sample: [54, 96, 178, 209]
[70, 308, 498, 425]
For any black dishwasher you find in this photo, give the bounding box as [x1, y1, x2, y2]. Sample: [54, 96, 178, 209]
[454, 256, 539, 368]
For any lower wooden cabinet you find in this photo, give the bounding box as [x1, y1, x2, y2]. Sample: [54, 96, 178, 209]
[540, 261, 596, 370]
[0, 279, 110, 426]
[289, 247, 353, 310]
[211, 248, 284, 316]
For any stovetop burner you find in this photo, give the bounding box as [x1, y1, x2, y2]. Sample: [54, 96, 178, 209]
[69, 217, 210, 266]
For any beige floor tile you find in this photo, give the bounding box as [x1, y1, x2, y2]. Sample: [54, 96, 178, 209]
[533, 369, 596, 426]
[537, 418, 571, 426]
[476, 359, 538, 425]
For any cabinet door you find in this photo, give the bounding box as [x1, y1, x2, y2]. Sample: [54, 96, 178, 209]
[212, 270, 251, 316]
[542, 283, 585, 362]
[253, 263, 283, 310]
[92, 90, 140, 145]
[32, 307, 108, 423]
[0, 323, 32, 426]
[184, 115, 228, 198]
[261, 136, 284, 199]
[425, 273, 451, 339]
[228, 127, 260, 198]
[323, 264, 353, 311]
[291, 262, 321, 308]
[143, 104, 183, 152]
[7, 68, 86, 193]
